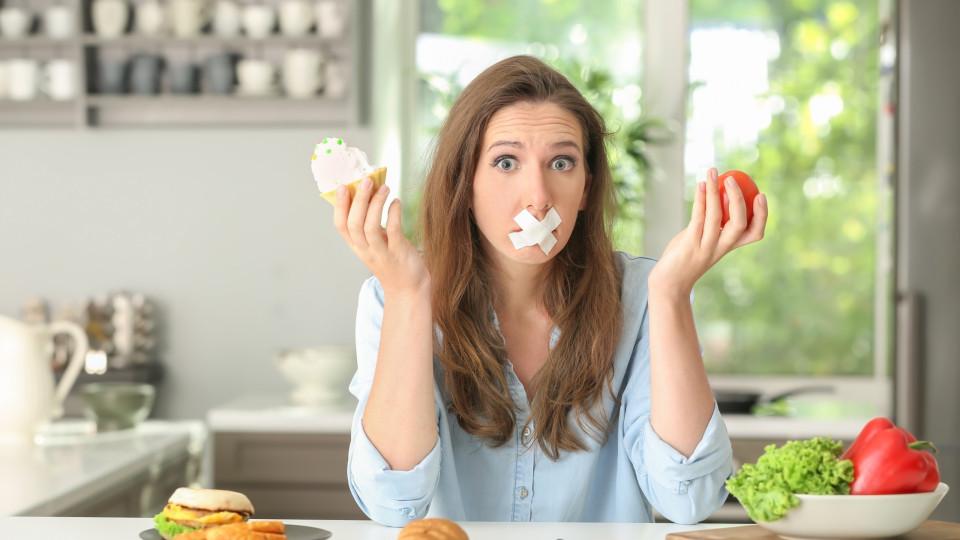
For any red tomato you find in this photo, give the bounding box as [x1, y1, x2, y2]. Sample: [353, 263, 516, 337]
[718, 170, 760, 226]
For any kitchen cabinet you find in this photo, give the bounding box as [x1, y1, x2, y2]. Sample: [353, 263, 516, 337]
[62, 451, 191, 517]
[213, 431, 365, 519]
[208, 394, 363, 520]
[0, 0, 367, 128]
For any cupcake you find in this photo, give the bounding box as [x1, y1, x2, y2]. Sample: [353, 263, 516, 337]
[311, 137, 387, 204]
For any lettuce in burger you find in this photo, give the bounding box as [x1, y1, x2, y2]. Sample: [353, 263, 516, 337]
[154, 487, 254, 539]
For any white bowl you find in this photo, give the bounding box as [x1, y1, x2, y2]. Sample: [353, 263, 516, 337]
[275, 346, 356, 407]
[757, 482, 949, 539]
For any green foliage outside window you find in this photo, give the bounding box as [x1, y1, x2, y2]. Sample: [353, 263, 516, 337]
[415, 0, 885, 377]
[689, 0, 883, 376]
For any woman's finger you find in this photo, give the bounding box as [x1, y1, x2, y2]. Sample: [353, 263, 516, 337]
[717, 174, 747, 253]
[701, 168, 722, 248]
[385, 197, 404, 247]
[734, 192, 768, 249]
[686, 179, 707, 235]
[346, 177, 375, 249]
[363, 184, 390, 251]
[333, 185, 351, 242]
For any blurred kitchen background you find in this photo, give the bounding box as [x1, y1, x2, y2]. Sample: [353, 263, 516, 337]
[1, 0, 958, 524]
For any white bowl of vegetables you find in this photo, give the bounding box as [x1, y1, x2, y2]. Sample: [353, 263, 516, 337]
[726, 418, 948, 540]
[758, 482, 948, 539]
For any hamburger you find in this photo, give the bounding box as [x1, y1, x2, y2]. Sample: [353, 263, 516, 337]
[154, 488, 254, 539]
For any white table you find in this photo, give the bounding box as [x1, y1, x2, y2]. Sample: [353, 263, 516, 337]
[0, 420, 206, 516]
[0, 517, 739, 540]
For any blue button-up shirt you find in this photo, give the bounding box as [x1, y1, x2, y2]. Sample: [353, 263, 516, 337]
[347, 252, 733, 526]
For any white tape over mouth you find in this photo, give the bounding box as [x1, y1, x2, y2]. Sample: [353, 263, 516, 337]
[508, 208, 562, 255]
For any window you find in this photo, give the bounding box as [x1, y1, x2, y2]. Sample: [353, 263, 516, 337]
[401, 0, 893, 414]
[682, 1, 893, 411]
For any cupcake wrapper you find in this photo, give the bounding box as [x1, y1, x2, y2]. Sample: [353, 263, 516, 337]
[319, 167, 388, 204]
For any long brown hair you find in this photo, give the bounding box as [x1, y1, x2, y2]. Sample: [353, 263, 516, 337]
[417, 55, 623, 460]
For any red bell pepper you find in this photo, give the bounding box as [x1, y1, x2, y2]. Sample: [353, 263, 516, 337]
[842, 417, 940, 495]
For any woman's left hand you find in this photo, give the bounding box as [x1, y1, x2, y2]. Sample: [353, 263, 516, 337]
[648, 167, 768, 297]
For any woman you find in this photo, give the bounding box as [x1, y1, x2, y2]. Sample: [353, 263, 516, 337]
[333, 55, 767, 526]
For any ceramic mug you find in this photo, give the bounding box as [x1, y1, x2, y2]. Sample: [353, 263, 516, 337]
[92, 0, 130, 38]
[211, 0, 241, 37]
[129, 53, 163, 94]
[7, 59, 40, 101]
[0, 7, 34, 39]
[279, 0, 313, 37]
[98, 57, 128, 94]
[134, 0, 166, 36]
[315, 0, 344, 38]
[168, 62, 198, 94]
[203, 52, 235, 94]
[241, 4, 275, 39]
[0, 61, 10, 100]
[169, 0, 212, 38]
[236, 58, 277, 95]
[43, 5, 75, 39]
[323, 59, 346, 98]
[282, 48, 323, 98]
[41, 59, 76, 101]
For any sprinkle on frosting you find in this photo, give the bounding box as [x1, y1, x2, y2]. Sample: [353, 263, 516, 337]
[310, 137, 377, 193]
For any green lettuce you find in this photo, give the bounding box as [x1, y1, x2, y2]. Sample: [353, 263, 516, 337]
[153, 513, 201, 539]
[725, 436, 854, 523]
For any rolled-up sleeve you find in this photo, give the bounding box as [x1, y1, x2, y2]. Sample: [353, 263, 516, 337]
[617, 265, 734, 525]
[346, 277, 443, 527]
[632, 405, 734, 524]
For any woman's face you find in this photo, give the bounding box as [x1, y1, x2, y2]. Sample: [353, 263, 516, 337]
[471, 101, 589, 267]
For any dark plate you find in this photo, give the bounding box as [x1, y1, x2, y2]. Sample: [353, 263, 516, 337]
[139, 524, 332, 540]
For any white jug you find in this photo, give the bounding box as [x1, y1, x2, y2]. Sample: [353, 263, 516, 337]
[0, 314, 89, 439]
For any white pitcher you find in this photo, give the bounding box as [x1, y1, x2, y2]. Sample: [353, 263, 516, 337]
[0, 314, 88, 439]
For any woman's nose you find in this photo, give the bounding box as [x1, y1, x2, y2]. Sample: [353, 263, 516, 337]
[523, 167, 551, 214]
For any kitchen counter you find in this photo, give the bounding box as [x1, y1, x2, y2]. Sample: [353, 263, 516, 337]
[206, 394, 355, 433]
[207, 393, 870, 440]
[0, 517, 738, 540]
[0, 420, 205, 517]
[722, 414, 868, 440]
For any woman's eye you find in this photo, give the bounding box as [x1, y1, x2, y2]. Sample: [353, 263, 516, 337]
[551, 157, 575, 171]
[494, 157, 519, 171]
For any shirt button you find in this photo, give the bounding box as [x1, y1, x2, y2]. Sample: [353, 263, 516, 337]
[519, 488, 529, 499]
[522, 427, 532, 438]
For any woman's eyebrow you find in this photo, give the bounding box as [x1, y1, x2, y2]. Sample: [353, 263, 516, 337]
[551, 140, 582, 153]
[486, 140, 522, 152]
[485, 140, 581, 152]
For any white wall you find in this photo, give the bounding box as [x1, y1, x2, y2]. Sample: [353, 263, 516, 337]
[0, 128, 374, 419]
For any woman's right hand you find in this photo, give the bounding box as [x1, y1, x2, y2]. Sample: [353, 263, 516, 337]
[333, 177, 429, 296]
